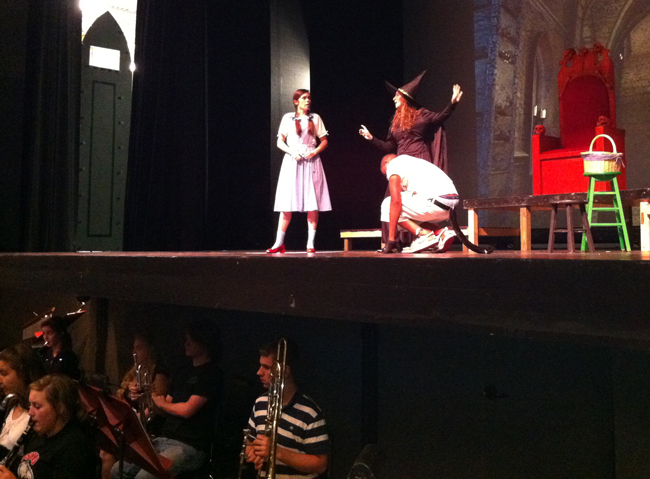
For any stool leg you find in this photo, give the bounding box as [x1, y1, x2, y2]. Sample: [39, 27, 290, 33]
[548, 204, 557, 253]
[579, 203, 594, 252]
[611, 178, 631, 251]
[565, 205, 575, 253]
[582, 177, 597, 251]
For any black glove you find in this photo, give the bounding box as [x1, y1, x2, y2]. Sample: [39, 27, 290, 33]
[381, 240, 401, 254]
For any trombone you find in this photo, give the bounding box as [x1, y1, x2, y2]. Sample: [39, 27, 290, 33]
[259, 338, 287, 479]
[133, 352, 155, 432]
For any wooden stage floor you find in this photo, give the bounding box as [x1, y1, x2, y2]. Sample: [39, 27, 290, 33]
[1, 249, 649, 348]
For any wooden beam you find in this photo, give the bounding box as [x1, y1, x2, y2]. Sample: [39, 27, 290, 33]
[520, 207, 532, 251]
[466, 208, 479, 253]
[641, 201, 650, 252]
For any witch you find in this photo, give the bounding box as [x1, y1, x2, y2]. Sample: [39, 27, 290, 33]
[359, 71, 462, 248]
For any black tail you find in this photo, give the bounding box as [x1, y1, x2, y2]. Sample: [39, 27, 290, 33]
[449, 208, 494, 254]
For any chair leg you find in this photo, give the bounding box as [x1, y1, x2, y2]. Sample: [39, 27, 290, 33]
[565, 205, 575, 253]
[579, 203, 594, 252]
[548, 204, 557, 253]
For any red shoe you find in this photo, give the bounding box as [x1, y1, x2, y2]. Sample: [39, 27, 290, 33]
[432, 228, 456, 253]
[306, 248, 315, 254]
[266, 245, 285, 254]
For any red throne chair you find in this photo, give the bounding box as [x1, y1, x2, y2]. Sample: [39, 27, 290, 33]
[532, 43, 626, 195]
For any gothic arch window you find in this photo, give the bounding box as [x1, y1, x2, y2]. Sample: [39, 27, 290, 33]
[81, 1, 137, 71]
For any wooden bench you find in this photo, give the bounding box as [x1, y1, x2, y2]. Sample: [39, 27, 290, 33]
[340, 229, 383, 251]
[463, 188, 650, 252]
[340, 226, 518, 251]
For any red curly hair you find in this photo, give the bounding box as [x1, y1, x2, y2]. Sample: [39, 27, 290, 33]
[390, 94, 420, 132]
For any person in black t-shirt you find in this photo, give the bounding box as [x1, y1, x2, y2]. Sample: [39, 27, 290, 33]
[39, 318, 81, 381]
[0, 374, 97, 479]
[112, 320, 223, 479]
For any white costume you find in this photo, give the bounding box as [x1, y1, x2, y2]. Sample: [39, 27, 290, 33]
[274, 112, 332, 212]
[0, 407, 30, 452]
[381, 155, 458, 223]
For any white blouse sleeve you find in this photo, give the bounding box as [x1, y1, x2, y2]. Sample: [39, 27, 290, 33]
[277, 113, 292, 139]
[313, 114, 328, 138]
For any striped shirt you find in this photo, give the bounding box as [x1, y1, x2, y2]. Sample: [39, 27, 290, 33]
[248, 391, 329, 479]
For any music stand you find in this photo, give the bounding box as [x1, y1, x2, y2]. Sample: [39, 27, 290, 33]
[78, 384, 120, 456]
[78, 384, 173, 479]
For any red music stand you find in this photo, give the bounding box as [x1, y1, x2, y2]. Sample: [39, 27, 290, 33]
[79, 384, 173, 479]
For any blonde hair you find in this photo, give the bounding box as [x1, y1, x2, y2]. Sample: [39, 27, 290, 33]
[30, 374, 86, 424]
[118, 334, 158, 398]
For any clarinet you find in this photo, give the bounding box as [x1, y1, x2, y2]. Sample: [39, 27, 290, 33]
[3, 420, 34, 471]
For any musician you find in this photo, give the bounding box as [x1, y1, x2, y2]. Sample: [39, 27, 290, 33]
[0, 374, 97, 479]
[112, 320, 223, 479]
[246, 340, 329, 479]
[117, 334, 171, 419]
[100, 335, 171, 479]
[39, 317, 81, 380]
[0, 344, 45, 461]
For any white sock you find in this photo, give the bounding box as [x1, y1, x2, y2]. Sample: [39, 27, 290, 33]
[271, 230, 285, 249]
[307, 229, 316, 249]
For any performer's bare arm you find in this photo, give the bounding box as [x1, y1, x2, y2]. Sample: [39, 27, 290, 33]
[305, 137, 328, 160]
[277, 134, 327, 161]
[277, 134, 302, 161]
[153, 394, 208, 418]
[251, 435, 328, 475]
[388, 174, 403, 242]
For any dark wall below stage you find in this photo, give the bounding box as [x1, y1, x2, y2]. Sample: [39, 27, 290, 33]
[103, 303, 650, 479]
[3, 290, 650, 477]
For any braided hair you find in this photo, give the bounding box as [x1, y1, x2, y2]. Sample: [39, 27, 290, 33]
[293, 89, 315, 137]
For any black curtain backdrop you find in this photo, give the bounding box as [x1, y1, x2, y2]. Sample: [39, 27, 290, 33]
[125, 0, 273, 252]
[124, 0, 403, 252]
[205, 1, 271, 252]
[20, 0, 81, 252]
[124, 0, 210, 251]
[304, 1, 404, 244]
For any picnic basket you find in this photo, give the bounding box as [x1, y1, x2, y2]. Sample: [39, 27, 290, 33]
[581, 134, 624, 174]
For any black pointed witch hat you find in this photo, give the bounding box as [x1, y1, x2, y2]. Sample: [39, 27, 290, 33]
[385, 70, 426, 108]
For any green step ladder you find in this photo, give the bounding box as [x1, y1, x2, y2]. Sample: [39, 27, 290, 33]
[581, 172, 631, 251]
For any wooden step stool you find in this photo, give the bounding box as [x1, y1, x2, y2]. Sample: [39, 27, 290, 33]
[548, 200, 594, 253]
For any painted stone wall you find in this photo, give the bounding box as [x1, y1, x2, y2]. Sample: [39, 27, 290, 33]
[615, 13, 650, 189]
[473, 0, 573, 227]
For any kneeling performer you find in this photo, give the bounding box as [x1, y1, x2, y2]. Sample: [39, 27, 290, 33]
[380, 153, 460, 253]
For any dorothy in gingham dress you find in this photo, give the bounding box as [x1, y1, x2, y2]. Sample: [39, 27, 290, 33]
[267, 89, 331, 254]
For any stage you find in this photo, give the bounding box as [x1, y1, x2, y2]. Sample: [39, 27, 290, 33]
[1, 249, 649, 348]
